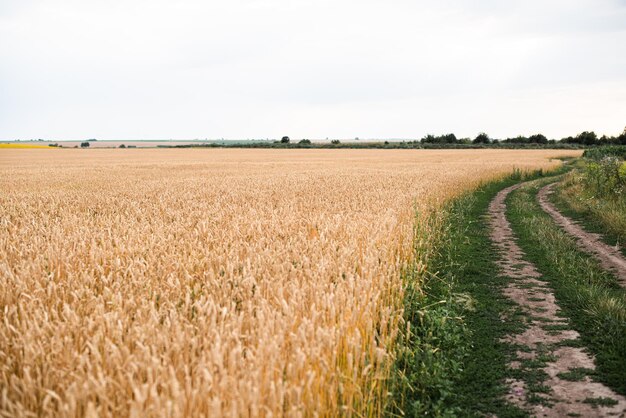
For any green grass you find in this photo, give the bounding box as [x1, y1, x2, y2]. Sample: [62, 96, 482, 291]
[551, 172, 626, 257]
[556, 368, 594, 382]
[582, 397, 619, 408]
[551, 159, 626, 251]
[437, 173, 560, 417]
[386, 163, 622, 416]
[510, 344, 557, 407]
[423, 179, 530, 416]
[390, 170, 571, 417]
[582, 146, 626, 160]
[506, 178, 626, 395]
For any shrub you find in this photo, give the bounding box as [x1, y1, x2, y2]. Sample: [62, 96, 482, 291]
[583, 157, 626, 197]
[583, 146, 626, 160]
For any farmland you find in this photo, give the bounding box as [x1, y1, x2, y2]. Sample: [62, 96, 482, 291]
[0, 144, 55, 149]
[0, 149, 582, 416]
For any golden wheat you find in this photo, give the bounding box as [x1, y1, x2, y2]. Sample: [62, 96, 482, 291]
[0, 143, 55, 149]
[0, 148, 580, 417]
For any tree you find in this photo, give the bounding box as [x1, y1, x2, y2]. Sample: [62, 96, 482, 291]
[421, 133, 458, 144]
[442, 133, 457, 143]
[528, 134, 548, 144]
[576, 131, 597, 145]
[618, 126, 626, 145]
[119, 144, 126, 148]
[331, 139, 341, 145]
[80, 142, 90, 148]
[473, 132, 490, 144]
[597, 135, 616, 145]
[421, 134, 437, 144]
[280, 136, 290, 144]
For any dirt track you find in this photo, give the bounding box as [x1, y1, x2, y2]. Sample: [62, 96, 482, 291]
[538, 182, 626, 285]
[489, 182, 626, 417]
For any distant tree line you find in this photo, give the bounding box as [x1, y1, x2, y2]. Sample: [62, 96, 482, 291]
[419, 127, 626, 146]
[154, 128, 626, 150]
[561, 130, 626, 146]
[502, 134, 548, 144]
[420, 132, 529, 144]
[421, 133, 463, 144]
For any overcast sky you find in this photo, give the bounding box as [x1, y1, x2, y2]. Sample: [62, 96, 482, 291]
[1, 0, 625, 140]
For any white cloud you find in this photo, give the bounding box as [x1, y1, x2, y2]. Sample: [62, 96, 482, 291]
[1, 0, 625, 140]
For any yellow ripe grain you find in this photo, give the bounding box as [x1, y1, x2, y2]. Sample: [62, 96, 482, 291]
[0, 148, 580, 417]
[0, 143, 55, 149]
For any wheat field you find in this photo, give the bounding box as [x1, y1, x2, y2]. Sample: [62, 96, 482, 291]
[0, 144, 55, 149]
[0, 148, 580, 417]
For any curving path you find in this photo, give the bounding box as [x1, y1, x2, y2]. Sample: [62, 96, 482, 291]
[538, 182, 626, 285]
[489, 182, 626, 417]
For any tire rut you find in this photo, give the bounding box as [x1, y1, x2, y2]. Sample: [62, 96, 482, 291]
[538, 182, 626, 285]
[488, 182, 626, 417]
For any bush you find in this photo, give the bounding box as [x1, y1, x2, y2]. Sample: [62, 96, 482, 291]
[331, 140, 340, 145]
[80, 142, 90, 148]
[583, 157, 626, 198]
[298, 139, 311, 145]
[583, 146, 626, 160]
